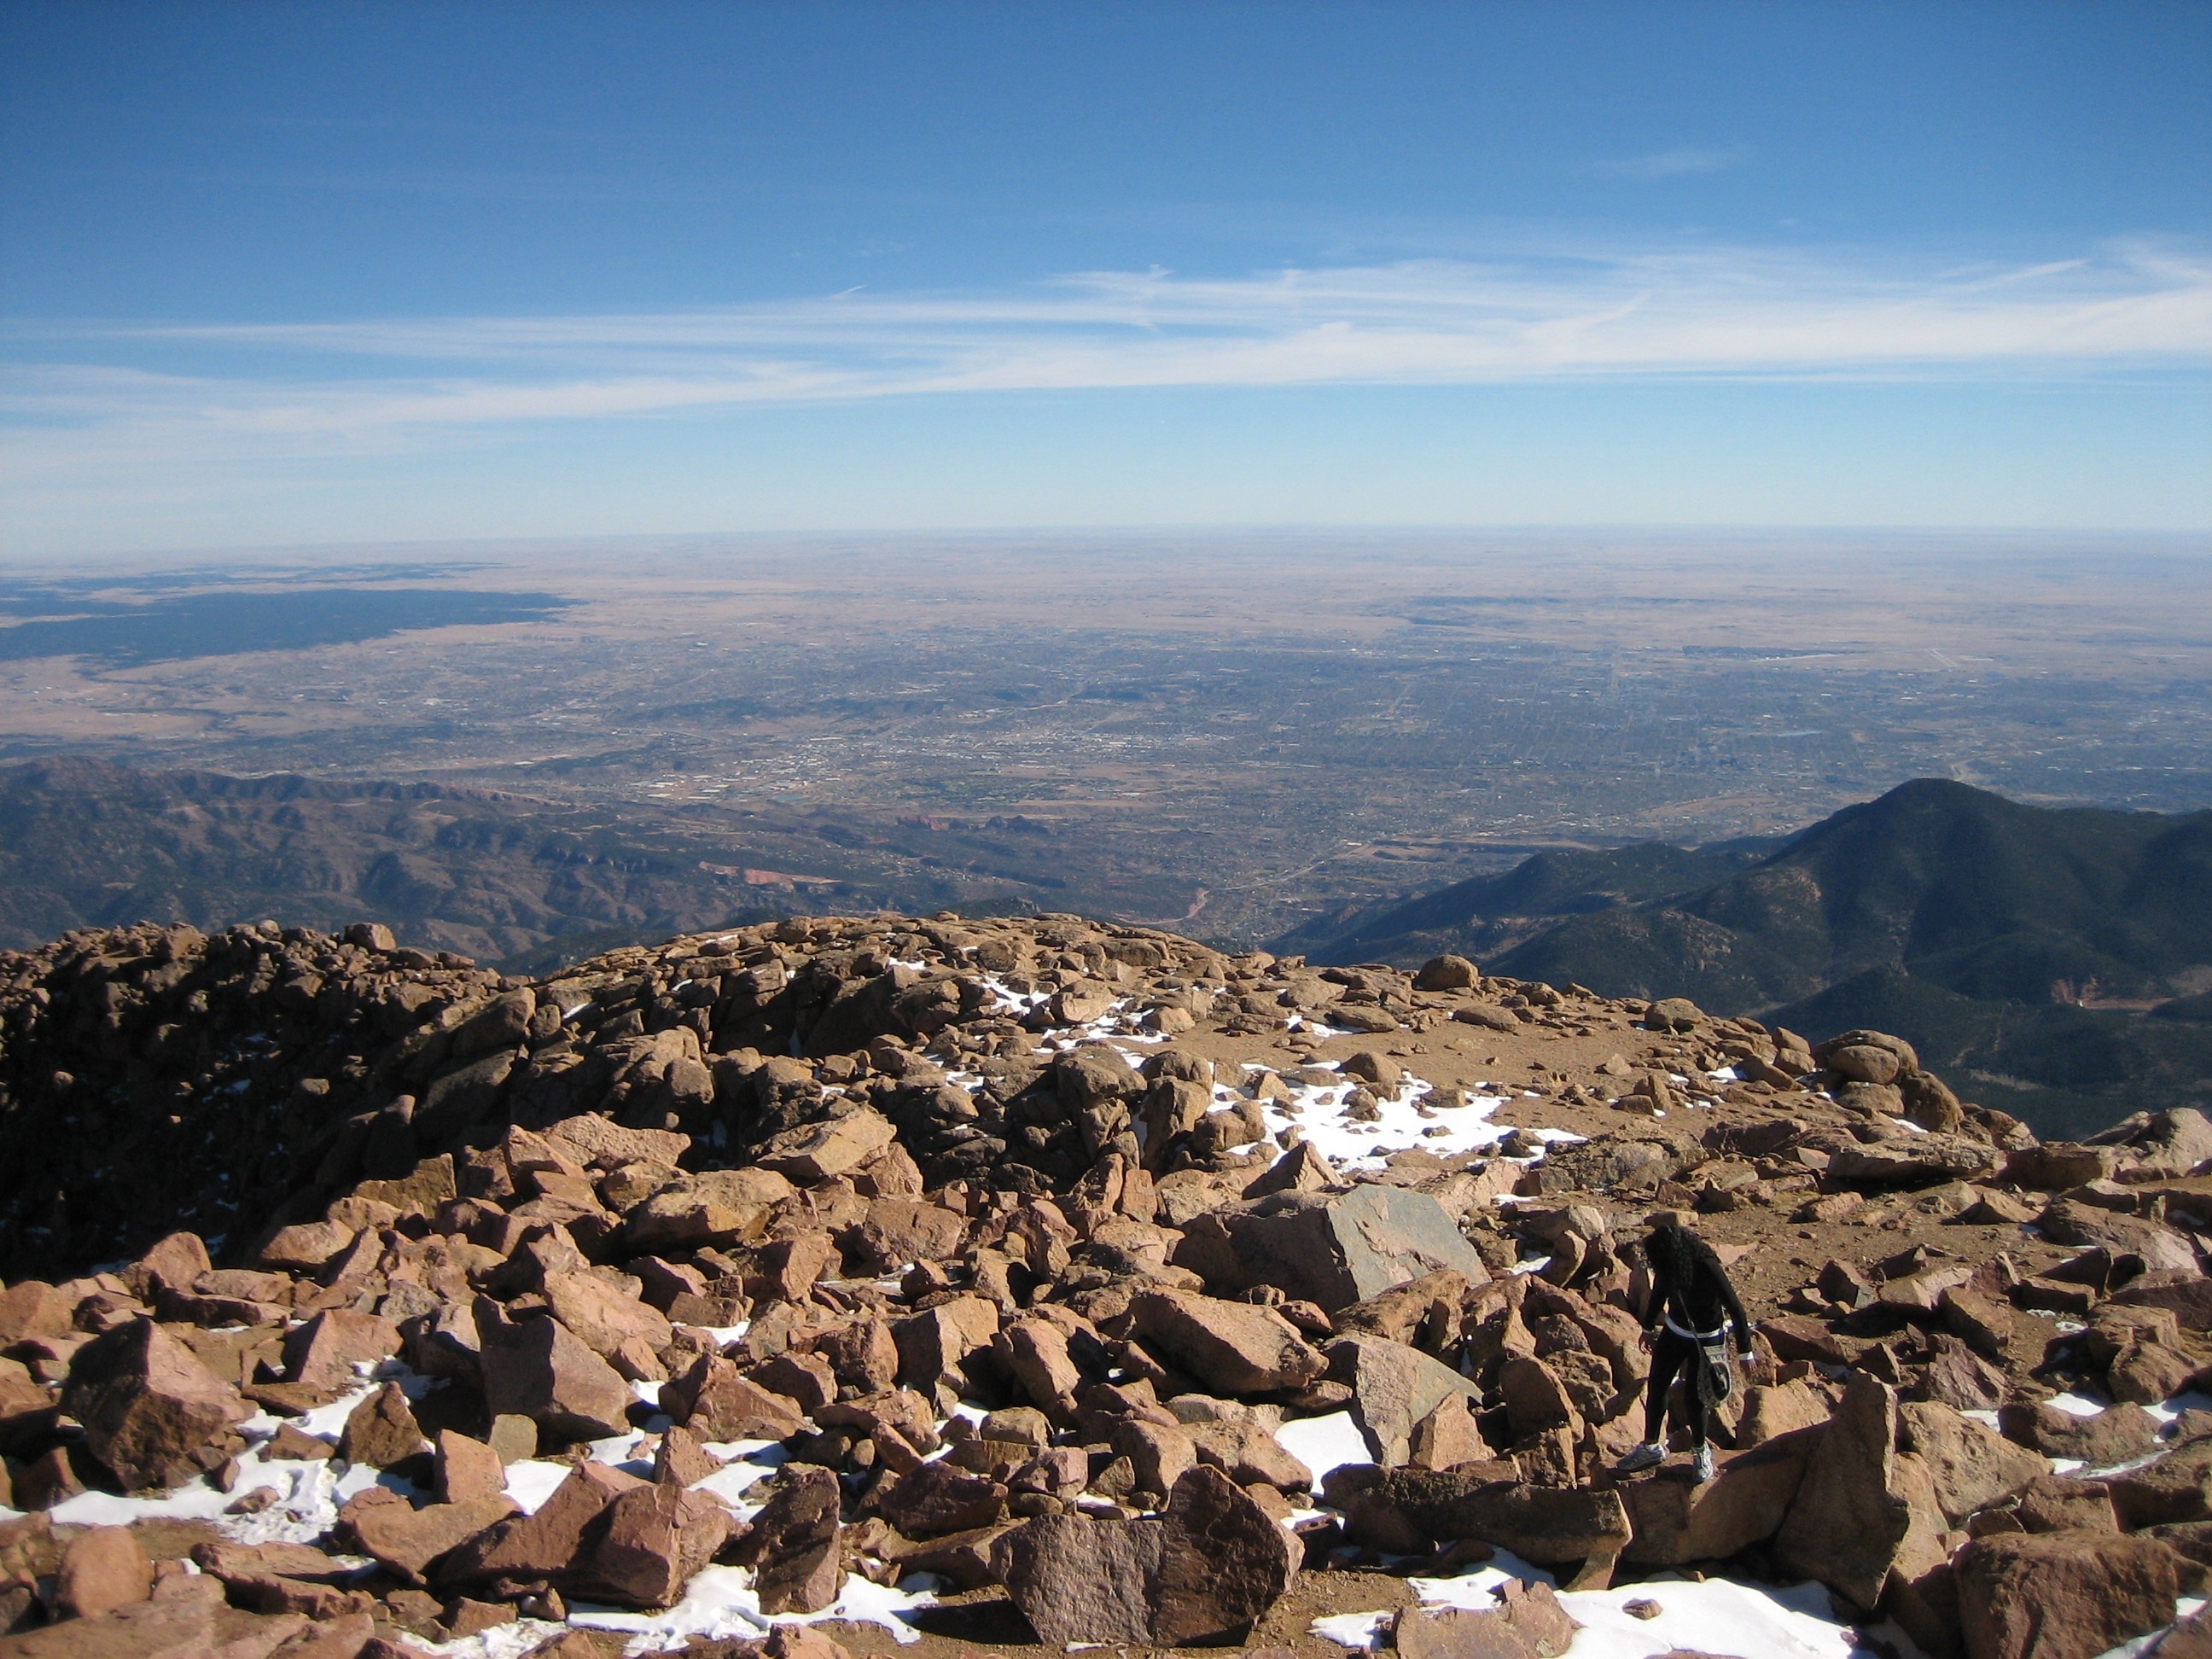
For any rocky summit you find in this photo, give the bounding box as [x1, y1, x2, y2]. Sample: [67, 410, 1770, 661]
[3, 911, 2212, 1657]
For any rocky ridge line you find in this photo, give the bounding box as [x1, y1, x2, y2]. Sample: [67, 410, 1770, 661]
[1, 912, 2210, 1658]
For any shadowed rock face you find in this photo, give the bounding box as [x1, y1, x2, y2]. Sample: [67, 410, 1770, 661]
[992, 1464, 1295, 1646]
[57, 1319, 250, 1492]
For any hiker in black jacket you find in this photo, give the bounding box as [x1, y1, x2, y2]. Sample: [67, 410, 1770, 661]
[1615, 1215, 1755, 1482]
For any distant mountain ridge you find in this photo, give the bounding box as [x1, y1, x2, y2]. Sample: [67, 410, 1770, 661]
[1281, 779, 2212, 1138]
[1270, 835, 1780, 966]
[1493, 779, 2212, 1010]
[0, 755, 1091, 967]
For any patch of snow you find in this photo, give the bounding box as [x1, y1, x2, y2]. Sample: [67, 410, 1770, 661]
[1309, 1610, 1393, 1649]
[1249, 1065, 1532, 1172]
[2046, 1392, 2108, 1417]
[1274, 1410, 1373, 1485]
[1408, 1558, 1881, 1658]
[693, 1439, 790, 1518]
[2148, 1390, 2212, 1426]
[565, 1561, 933, 1649]
[383, 1617, 571, 1658]
[504, 1459, 578, 1515]
[1551, 1574, 1876, 1658]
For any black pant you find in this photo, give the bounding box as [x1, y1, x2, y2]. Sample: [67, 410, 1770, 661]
[1644, 1329, 1709, 1446]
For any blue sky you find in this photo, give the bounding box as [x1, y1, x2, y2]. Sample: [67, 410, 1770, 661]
[3, 2, 2209, 555]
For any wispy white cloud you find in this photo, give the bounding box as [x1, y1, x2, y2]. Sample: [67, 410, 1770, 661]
[1594, 144, 1752, 180]
[4, 241, 2209, 477]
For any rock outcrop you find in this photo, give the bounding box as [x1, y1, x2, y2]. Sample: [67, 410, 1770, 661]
[0, 911, 2204, 1656]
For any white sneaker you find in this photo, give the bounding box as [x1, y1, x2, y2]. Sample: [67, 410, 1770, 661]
[1616, 1441, 1667, 1473]
[1691, 1443, 1715, 1483]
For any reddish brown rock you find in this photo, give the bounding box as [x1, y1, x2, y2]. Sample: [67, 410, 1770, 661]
[11, 1443, 86, 1509]
[651, 1422, 724, 1488]
[746, 1464, 843, 1615]
[1999, 1400, 2160, 1464]
[661, 1354, 804, 1441]
[281, 1308, 401, 1392]
[348, 1493, 520, 1580]
[437, 1429, 508, 1503]
[761, 1626, 853, 1659]
[1113, 1417, 1197, 1496]
[1176, 1184, 1487, 1312]
[59, 1318, 251, 1490]
[55, 1526, 153, 1621]
[1736, 1379, 1833, 1448]
[1917, 1334, 2009, 1412]
[1328, 1332, 1486, 1467]
[1619, 1429, 1817, 1567]
[475, 1305, 635, 1441]
[995, 1319, 1085, 1423]
[0, 1581, 306, 1658]
[265, 1610, 376, 1658]
[2012, 1475, 2119, 1533]
[1955, 1528, 2178, 1659]
[0, 1355, 56, 1455]
[1499, 1354, 1582, 1441]
[438, 1462, 644, 1595]
[190, 1540, 358, 1613]
[813, 1318, 899, 1394]
[258, 1221, 358, 1273]
[1185, 1417, 1313, 1491]
[891, 1295, 1000, 1395]
[1128, 1288, 1325, 1394]
[851, 1199, 965, 1274]
[1900, 1401, 2048, 1528]
[540, 1271, 672, 1363]
[2111, 1339, 2198, 1406]
[747, 1350, 836, 1415]
[134, 1232, 214, 1297]
[337, 1382, 425, 1469]
[2107, 1438, 2212, 1528]
[1392, 1579, 1580, 1659]
[991, 1463, 1296, 1645]
[265, 1422, 335, 1460]
[0, 1281, 74, 1346]
[1327, 1466, 1631, 1565]
[1773, 1374, 1944, 1611]
[876, 1459, 1010, 1536]
[1758, 1314, 1852, 1367]
[568, 1481, 732, 1609]
[758, 1110, 897, 1181]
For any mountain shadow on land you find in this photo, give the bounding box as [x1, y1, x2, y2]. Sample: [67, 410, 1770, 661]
[1269, 836, 1782, 966]
[1284, 778, 2212, 1140]
[0, 757, 1074, 967]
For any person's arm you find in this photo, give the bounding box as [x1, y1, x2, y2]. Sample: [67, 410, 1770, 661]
[1635, 1263, 1664, 1348]
[1712, 1260, 1754, 1351]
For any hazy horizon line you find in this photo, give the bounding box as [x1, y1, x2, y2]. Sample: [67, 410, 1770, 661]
[6, 519, 2207, 570]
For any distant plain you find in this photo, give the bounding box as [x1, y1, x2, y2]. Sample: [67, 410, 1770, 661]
[1, 530, 2206, 946]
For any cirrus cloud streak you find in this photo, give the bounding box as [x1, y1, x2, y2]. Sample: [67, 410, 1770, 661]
[4, 242, 2209, 476]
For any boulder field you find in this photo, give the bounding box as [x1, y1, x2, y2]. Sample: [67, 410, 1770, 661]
[2, 911, 2211, 1658]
